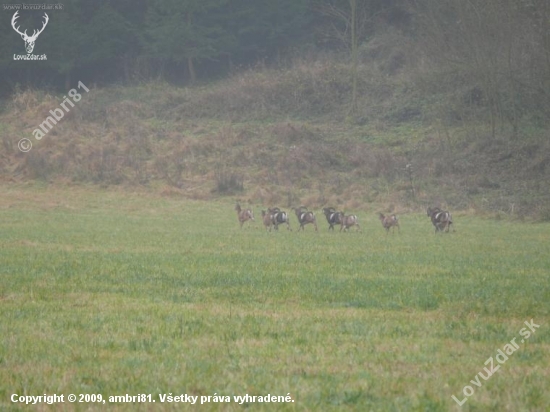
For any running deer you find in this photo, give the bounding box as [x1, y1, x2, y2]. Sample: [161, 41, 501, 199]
[292, 206, 318, 231]
[268, 207, 291, 231]
[427, 206, 453, 233]
[235, 203, 254, 228]
[340, 213, 360, 232]
[379, 213, 400, 234]
[261, 210, 274, 231]
[322, 207, 343, 231]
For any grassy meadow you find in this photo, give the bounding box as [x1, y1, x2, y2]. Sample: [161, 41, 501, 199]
[0, 185, 549, 411]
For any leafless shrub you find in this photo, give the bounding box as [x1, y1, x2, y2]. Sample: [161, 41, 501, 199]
[25, 150, 49, 178]
[214, 168, 243, 194]
[535, 205, 550, 222]
[11, 88, 43, 113]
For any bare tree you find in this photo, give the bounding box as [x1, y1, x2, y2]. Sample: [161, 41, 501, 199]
[315, 0, 390, 116]
[411, 0, 550, 138]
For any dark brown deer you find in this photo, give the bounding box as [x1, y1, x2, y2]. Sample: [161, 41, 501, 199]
[235, 203, 254, 228]
[427, 206, 453, 233]
[268, 207, 291, 231]
[261, 210, 274, 232]
[292, 206, 318, 231]
[322, 207, 343, 231]
[340, 213, 360, 232]
[379, 213, 400, 234]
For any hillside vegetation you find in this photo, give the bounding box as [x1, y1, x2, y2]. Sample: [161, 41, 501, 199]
[1, 8, 550, 218]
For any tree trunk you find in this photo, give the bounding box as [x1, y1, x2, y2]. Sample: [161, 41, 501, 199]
[349, 0, 358, 116]
[123, 55, 130, 83]
[187, 56, 196, 84]
[186, 12, 196, 84]
[64, 71, 71, 90]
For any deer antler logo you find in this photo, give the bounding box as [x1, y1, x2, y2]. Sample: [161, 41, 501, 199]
[11, 11, 49, 54]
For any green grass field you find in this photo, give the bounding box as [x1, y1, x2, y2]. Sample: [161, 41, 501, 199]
[1, 185, 549, 411]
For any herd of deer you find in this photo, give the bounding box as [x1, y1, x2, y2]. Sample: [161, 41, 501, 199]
[235, 204, 453, 234]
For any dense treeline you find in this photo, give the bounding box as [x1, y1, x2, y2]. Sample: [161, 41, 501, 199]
[1, 0, 549, 126]
[0, 0, 314, 90]
[0, 0, 420, 90]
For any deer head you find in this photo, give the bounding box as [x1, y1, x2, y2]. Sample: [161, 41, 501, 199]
[12, 11, 49, 54]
